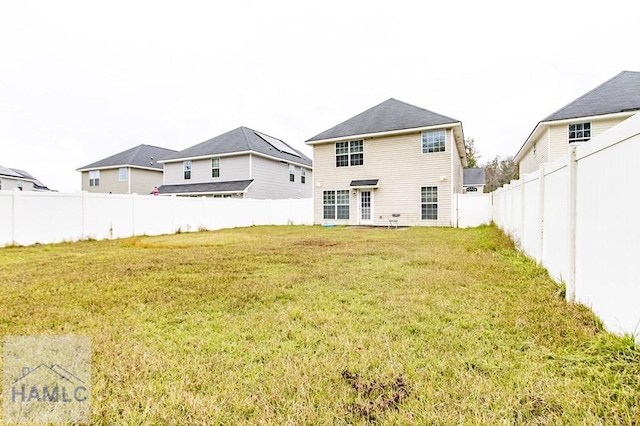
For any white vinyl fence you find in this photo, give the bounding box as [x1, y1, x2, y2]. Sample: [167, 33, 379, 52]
[492, 113, 640, 339]
[0, 192, 313, 246]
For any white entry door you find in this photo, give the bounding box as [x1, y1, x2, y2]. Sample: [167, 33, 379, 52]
[358, 190, 374, 225]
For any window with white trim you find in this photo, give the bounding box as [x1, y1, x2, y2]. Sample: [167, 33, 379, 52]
[336, 140, 363, 167]
[289, 164, 295, 182]
[211, 158, 220, 178]
[568, 122, 591, 143]
[323, 190, 349, 219]
[421, 186, 438, 220]
[301, 168, 306, 184]
[119, 167, 128, 181]
[422, 130, 446, 153]
[183, 161, 192, 180]
[89, 170, 100, 187]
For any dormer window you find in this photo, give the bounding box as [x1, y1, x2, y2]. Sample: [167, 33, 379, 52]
[569, 122, 591, 143]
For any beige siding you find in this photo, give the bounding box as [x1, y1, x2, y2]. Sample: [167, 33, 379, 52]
[246, 155, 313, 199]
[81, 168, 126, 193]
[312, 129, 458, 227]
[0, 178, 34, 191]
[129, 168, 163, 195]
[549, 116, 628, 163]
[163, 155, 250, 185]
[519, 128, 551, 175]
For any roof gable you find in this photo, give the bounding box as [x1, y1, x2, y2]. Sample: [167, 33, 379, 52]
[77, 144, 177, 171]
[306, 98, 459, 142]
[165, 127, 312, 167]
[544, 71, 640, 122]
[463, 168, 486, 185]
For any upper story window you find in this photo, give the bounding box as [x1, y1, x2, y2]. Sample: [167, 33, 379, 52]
[336, 140, 364, 167]
[289, 164, 295, 182]
[211, 158, 220, 178]
[569, 122, 591, 143]
[422, 130, 446, 153]
[119, 167, 128, 181]
[89, 170, 100, 187]
[301, 168, 306, 184]
[183, 161, 192, 180]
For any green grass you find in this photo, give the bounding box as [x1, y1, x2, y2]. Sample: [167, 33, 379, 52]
[0, 225, 638, 424]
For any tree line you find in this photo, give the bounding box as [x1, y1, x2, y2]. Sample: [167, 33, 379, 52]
[465, 138, 519, 193]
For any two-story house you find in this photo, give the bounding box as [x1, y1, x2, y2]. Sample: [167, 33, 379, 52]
[158, 126, 313, 198]
[306, 98, 466, 227]
[0, 166, 51, 191]
[515, 71, 640, 174]
[77, 144, 177, 194]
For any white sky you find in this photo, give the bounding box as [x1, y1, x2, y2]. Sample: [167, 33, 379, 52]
[2, 0, 639, 192]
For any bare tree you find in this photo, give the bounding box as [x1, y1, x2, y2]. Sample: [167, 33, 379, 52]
[484, 156, 519, 193]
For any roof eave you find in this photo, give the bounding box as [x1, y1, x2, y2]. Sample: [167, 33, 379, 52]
[76, 165, 163, 172]
[305, 122, 462, 145]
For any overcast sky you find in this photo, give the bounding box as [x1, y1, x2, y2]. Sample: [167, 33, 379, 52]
[2, 0, 639, 192]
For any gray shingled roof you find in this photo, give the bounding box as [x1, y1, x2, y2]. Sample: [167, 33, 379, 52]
[77, 144, 178, 171]
[306, 98, 459, 142]
[463, 168, 486, 186]
[165, 127, 312, 167]
[0, 166, 51, 190]
[544, 71, 640, 122]
[158, 180, 254, 195]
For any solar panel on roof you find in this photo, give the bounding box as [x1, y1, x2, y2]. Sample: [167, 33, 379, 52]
[254, 132, 300, 157]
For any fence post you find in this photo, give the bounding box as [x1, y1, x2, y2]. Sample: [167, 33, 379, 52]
[11, 188, 19, 244]
[567, 145, 578, 303]
[538, 164, 545, 265]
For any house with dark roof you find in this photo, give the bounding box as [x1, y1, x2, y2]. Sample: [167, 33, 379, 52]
[77, 144, 177, 194]
[463, 168, 486, 194]
[306, 98, 467, 227]
[515, 71, 640, 174]
[158, 127, 313, 198]
[0, 166, 51, 191]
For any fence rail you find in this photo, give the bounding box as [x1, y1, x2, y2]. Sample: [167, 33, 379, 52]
[492, 113, 640, 339]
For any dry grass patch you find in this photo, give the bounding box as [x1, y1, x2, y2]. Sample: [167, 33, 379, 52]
[0, 225, 638, 424]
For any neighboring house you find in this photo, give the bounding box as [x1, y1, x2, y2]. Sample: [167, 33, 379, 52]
[158, 127, 313, 198]
[305, 98, 467, 227]
[0, 165, 51, 191]
[463, 168, 486, 194]
[515, 71, 640, 174]
[77, 144, 177, 194]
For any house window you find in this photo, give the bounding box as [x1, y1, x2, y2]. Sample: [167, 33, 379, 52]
[183, 161, 192, 180]
[422, 130, 446, 153]
[89, 170, 100, 187]
[323, 190, 350, 219]
[335, 140, 364, 167]
[289, 164, 295, 182]
[421, 186, 438, 220]
[301, 168, 306, 184]
[119, 167, 128, 181]
[211, 158, 220, 178]
[17, 182, 23, 191]
[569, 122, 591, 143]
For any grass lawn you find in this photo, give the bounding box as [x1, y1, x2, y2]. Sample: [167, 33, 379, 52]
[0, 225, 638, 424]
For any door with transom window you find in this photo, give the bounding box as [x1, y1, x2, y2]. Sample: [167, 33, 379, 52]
[358, 190, 374, 225]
